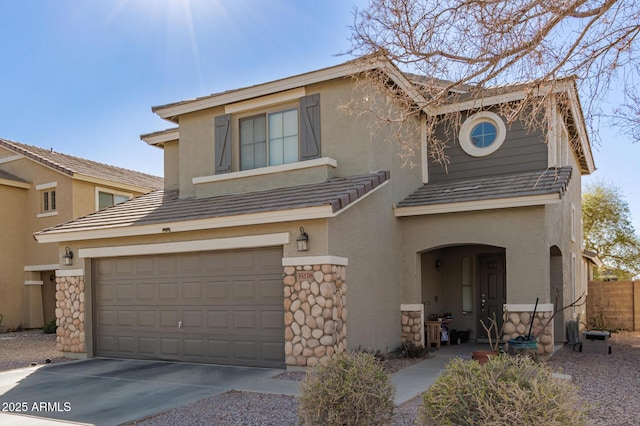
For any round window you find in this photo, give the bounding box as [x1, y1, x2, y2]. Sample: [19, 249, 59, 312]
[459, 111, 506, 157]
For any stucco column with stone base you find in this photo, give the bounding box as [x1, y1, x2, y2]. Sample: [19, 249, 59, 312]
[282, 257, 347, 368]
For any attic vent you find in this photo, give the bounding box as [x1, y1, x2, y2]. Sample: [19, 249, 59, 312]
[443, 185, 481, 193]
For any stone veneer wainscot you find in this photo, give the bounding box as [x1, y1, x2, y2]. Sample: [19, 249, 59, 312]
[282, 262, 347, 367]
[55, 274, 86, 354]
[502, 303, 555, 355]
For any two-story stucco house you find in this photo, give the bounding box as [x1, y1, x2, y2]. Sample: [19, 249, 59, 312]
[35, 58, 595, 369]
[0, 139, 163, 331]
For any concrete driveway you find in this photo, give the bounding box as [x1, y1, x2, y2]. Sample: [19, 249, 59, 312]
[0, 358, 297, 425]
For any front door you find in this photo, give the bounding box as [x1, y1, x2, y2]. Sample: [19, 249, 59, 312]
[477, 253, 506, 342]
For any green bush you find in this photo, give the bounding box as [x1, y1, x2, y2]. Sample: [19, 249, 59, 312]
[298, 351, 395, 426]
[418, 355, 587, 426]
[43, 319, 57, 334]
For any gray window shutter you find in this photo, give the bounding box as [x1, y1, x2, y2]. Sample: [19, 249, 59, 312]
[300, 94, 321, 160]
[215, 114, 231, 174]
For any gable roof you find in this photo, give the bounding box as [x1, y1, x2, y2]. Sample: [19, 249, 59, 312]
[148, 56, 594, 175]
[0, 138, 163, 191]
[395, 167, 572, 216]
[35, 171, 390, 243]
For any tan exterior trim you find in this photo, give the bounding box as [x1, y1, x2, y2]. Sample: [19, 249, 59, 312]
[141, 128, 179, 146]
[35, 181, 57, 191]
[401, 303, 424, 311]
[37, 179, 388, 243]
[73, 174, 156, 194]
[0, 154, 23, 164]
[282, 256, 349, 266]
[36, 206, 333, 243]
[504, 303, 553, 312]
[152, 61, 377, 120]
[37, 211, 59, 219]
[224, 88, 306, 114]
[56, 269, 84, 277]
[24, 264, 59, 272]
[79, 233, 290, 258]
[24, 280, 44, 286]
[0, 178, 30, 189]
[394, 193, 561, 217]
[193, 157, 338, 185]
[432, 80, 575, 115]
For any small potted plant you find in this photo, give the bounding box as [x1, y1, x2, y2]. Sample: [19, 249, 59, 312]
[472, 312, 505, 364]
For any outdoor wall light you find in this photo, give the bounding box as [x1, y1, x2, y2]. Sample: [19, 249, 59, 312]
[62, 247, 74, 266]
[297, 227, 309, 252]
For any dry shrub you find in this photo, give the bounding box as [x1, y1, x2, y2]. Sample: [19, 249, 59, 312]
[418, 355, 587, 426]
[298, 351, 395, 426]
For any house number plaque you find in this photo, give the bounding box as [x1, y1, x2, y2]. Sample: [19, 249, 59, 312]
[296, 271, 314, 281]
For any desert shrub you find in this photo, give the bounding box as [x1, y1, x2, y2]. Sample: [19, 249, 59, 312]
[298, 351, 395, 426]
[418, 355, 587, 426]
[43, 319, 57, 334]
[400, 342, 428, 358]
[355, 345, 387, 362]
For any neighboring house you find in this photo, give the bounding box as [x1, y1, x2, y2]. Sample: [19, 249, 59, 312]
[0, 139, 163, 331]
[35, 58, 595, 368]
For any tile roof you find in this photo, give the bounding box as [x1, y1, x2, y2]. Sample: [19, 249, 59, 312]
[37, 171, 390, 236]
[0, 138, 163, 190]
[397, 167, 572, 208]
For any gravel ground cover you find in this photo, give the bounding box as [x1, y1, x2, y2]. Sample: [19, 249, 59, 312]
[544, 331, 640, 426]
[0, 330, 70, 371]
[2, 330, 639, 425]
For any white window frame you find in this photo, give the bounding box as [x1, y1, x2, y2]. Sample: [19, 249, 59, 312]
[459, 111, 506, 157]
[36, 181, 58, 218]
[239, 106, 299, 171]
[95, 187, 132, 211]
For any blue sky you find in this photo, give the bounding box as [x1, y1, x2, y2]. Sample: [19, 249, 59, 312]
[2, 0, 639, 231]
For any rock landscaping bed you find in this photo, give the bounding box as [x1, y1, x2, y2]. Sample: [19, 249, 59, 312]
[0, 329, 71, 371]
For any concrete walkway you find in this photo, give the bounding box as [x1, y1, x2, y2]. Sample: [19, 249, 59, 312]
[0, 345, 472, 425]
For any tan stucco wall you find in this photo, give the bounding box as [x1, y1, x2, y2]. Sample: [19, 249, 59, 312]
[0, 185, 28, 329]
[399, 206, 548, 305]
[163, 140, 179, 191]
[169, 77, 423, 202]
[0, 151, 157, 329]
[545, 135, 586, 324]
[328, 183, 403, 352]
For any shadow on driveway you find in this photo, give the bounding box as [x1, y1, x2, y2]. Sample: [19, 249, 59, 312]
[0, 358, 285, 425]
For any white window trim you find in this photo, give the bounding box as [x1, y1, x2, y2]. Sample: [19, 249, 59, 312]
[95, 186, 133, 211]
[37, 211, 59, 219]
[459, 111, 506, 157]
[35, 181, 58, 191]
[193, 157, 337, 185]
[37, 182, 58, 216]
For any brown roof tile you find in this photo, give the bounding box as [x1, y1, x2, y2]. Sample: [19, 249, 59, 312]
[37, 171, 390, 235]
[0, 138, 163, 190]
[397, 168, 572, 207]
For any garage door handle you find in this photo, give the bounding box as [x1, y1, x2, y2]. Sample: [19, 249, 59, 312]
[178, 321, 183, 328]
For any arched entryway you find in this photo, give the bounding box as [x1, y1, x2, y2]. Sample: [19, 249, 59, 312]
[420, 244, 506, 343]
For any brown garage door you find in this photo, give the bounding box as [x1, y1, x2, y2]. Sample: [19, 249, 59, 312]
[93, 247, 284, 368]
